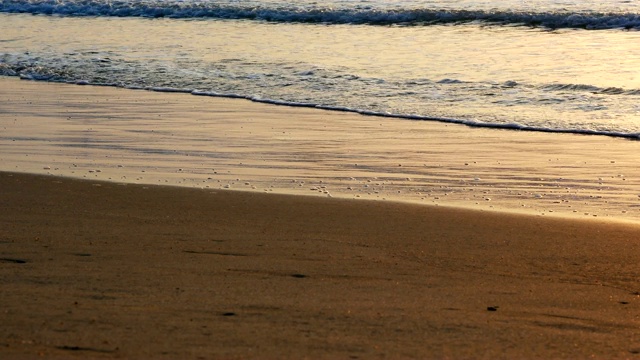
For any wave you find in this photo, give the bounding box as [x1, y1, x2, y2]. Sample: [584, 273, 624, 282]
[2, 0, 640, 30]
[537, 83, 640, 96]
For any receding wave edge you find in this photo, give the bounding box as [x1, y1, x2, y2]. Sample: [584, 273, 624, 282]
[5, 76, 640, 140]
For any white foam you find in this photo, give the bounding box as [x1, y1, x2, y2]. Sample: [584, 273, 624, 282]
[2, 1, 640, 30]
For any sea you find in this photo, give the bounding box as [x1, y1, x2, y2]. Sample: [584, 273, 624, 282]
[2, 0, 640, 137]
[3, 0, 640, 219]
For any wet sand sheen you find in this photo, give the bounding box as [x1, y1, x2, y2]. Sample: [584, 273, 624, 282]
[2, 78, 640, 221]
[1, 171, 640, 358]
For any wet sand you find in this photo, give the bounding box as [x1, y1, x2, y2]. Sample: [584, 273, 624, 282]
[1, 171, 640, 359]
[3, 77, 640, 221]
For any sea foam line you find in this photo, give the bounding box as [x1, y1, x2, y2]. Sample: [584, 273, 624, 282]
[147, 88, 640, 140]
[6, 68, 640, 140]
[20, 77, 638, 141]
[2, 0, 640, 30]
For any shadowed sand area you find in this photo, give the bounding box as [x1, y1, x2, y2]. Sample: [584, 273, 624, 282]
[2, 171, 640, 359]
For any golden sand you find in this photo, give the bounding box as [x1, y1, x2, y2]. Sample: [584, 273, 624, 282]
[1, 172, 640, 359]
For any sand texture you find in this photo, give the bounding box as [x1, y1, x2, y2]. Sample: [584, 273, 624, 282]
[3, 78, 640, 221]
[2, 172, 640, 359]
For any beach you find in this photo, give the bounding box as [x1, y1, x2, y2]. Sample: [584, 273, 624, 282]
[2, 78, 640, 358]
[2, 172, 640, 359]
[3, 78, 640, 221]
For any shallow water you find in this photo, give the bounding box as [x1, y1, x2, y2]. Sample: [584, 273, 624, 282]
[2, 0, 640, 137]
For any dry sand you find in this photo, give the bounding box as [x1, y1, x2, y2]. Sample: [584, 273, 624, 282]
[2, 171, 640, 359]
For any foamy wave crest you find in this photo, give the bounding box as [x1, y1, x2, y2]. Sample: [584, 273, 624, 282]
[192, 89, 640, 139]
[2, 0, 640, 29]
[540, 83, 640, 96]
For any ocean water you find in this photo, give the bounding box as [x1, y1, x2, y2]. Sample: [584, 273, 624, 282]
[2, 0, 640, 138]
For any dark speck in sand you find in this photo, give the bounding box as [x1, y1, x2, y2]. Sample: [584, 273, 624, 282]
[56, 345, 116, 353]
[487, 306, 498, 311]
[291, 273, 307, 278]
[222, 312, 236, 317]
[0, 258, 27, 264]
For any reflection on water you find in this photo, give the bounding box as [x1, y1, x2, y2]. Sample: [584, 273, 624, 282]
[2, 14, 640, 135]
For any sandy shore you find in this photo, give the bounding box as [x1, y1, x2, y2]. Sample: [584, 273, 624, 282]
[2, 78, 640, 358]
[3, 78, 640, 221]
[2, 171, 640, 359]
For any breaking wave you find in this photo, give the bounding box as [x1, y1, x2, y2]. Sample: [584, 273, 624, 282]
[2, 0, 640, 30]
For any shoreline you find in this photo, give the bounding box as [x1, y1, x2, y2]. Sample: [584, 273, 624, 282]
[11, 77, 640, 140]
[3, 76, 640, 357]
[2, 77, 640, 222]
[2, 171, 640, 358]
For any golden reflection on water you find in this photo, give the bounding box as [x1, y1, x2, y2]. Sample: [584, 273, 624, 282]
[3, 14, 640, 88]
